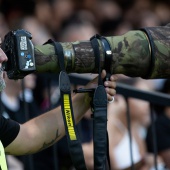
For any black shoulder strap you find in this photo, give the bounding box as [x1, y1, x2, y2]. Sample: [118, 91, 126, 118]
[51, 40, 87, 170]
[90, 35, 110, 170]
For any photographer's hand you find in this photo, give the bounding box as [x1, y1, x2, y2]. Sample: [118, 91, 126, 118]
[86, 69, 117, 101]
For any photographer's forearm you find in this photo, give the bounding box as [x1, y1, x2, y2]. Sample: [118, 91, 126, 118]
[5, 92, 90, 155]
[34, 30, 151, 77]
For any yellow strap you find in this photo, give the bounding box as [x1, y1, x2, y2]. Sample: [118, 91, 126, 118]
[0, 141, 7, 170]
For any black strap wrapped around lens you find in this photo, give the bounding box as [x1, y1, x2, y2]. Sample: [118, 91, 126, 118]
[51, 39, 87, 170]
[90, 34, 112, 81]
[90, 35, 110, 170]
[100, 36, 112, 81]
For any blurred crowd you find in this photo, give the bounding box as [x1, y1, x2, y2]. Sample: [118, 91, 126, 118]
[0, 0, 170, 169]
[0, 0, 170, 41]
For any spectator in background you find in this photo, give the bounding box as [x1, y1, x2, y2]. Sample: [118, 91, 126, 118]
[42, 0, 75, 39]
[0, 13, 10, 39]
[146, 80, 170, 169]
[21, 16, 52, 45]
[0, 0, 35, 30]
[107, 78, 165, 170]
[93, 0, 123, 36]
[34, 0, 54, 32]
[59, 11, 98, 42]
[0, 73, 39, 127]
[154, 2, 170, 26]
[138, 10, 161, 28]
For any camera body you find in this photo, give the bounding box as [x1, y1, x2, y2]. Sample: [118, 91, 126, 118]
[1, 29, 36, 79]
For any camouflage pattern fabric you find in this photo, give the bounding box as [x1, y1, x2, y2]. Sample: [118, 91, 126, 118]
[142, 23, 170, 79]
[34, 24, 170, 79]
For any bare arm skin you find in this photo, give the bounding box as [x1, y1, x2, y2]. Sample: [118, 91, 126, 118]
[5, 92, 89, 155]
[4, 70, 117, 155]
